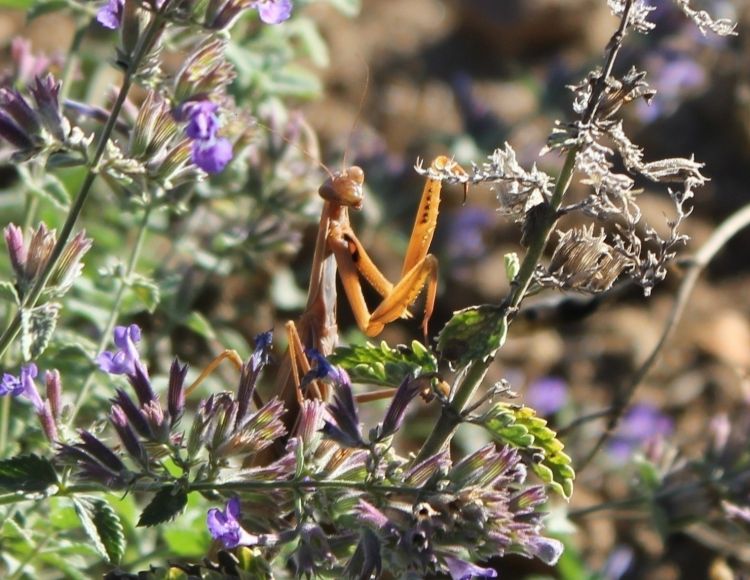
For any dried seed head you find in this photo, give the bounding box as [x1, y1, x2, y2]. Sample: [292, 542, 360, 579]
[543, 226, 631, 293]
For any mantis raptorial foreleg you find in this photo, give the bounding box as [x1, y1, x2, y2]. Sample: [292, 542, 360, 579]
[327, 155, 465, 342]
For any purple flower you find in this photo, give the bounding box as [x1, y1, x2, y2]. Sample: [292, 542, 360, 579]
[0, 363, 43, 410]
[207, 497, 259, 549]
[184, 101, 220, 141]
[443, 555, 498, 579]
[97, 324, 144, 376]
[96, 0, 125, 30]
[254, 0, 293, 24]
[524, 376, 568, 416]
[608, 403, 673, 462]
[191, 137, 233, 173]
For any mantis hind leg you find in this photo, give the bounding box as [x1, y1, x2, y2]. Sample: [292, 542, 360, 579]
[185, 349, 244, 397]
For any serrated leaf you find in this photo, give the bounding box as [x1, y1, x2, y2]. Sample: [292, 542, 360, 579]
[20, 302, 60, 359]
[0, 281, 19, 304]
[137, 486, 188, 527]
[329, 340, 438, 387]
[73, 497, 126, 563]
[0, 454, 58, 492]
[437, 305, 507, 367]
[481, 403, 575, 500]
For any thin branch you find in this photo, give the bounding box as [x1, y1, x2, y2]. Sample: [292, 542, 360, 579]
[572, 202, 750, 470]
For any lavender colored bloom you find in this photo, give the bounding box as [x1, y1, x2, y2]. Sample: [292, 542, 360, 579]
[4, 224, 26, 278]
[191, 137, 233, 173]
[0, 363, 43, 412]
[443, 555, 498, 580]
[207, 497, 259, 549]
[184, 101, 220, 141]
[254, 0, 293, 24]
[303, 349, 350, 387]
[97, 324, 143, 376]
[45, 369, 62, 419]
[96, 0, 125, 29]
[608, 403, 673, 462]
[524, 376, 568, 416]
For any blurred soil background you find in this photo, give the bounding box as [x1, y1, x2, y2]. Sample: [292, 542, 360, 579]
[3, 0, 750, 578]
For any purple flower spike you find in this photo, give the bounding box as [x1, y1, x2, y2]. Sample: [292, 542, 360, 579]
[97, 324, 143, 376]
[191, 137, 233, 173]
[207, 497, 259, 549]
[443, 555, 498, 580]
[525, 376, 568, 416]
[96, 0, 125, 29]
[254, 0, 293, 24]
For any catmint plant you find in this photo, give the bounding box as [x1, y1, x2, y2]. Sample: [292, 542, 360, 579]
[0, 0, 742, 577]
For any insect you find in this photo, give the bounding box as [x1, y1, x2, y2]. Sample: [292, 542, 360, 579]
[274, 155, 468, 419]
[186, 156, 466, 414]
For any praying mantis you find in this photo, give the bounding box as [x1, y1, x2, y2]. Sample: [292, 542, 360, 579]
[187, 154, 468, 424]
[274, 156, 468, 413]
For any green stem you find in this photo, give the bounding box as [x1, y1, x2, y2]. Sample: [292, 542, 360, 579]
[0, 397, 8, 457]
[414, 0, 635, 464]
[59, 23, 87, 102]
[68, 204, 153, 424]
[0, 181, 45, 455]
[0, 478, 425, 507]
[0, 15, 165, 361]
[415, 150, 577, 463]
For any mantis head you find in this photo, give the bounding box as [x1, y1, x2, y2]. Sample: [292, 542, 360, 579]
[318, 166, 365, 210]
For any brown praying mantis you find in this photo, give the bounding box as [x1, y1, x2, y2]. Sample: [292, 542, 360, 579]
[186, 154, 468, 423]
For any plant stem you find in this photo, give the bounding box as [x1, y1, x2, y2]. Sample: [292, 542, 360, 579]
[59, 22, 87, 102]
[0, 16, 165, 361]
[415, 149, 577, 463]
[414, 0, 635, 464]
[68, 204, 153, 424]
[574, 201, 750, 470]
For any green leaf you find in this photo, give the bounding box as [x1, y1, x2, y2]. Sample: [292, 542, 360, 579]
[20, 302, 60, 359]
[73, 497, 126, 563]
[0, 281, 19, 304]
[0, 454, 58, 492]
[185, 311, 217, 340]
[480, 403, 575, 499]
[137, 486, 188, 527]
[127, 274, 161, 313]
[437, 305, 507, 368]
[41, 173, 72, 209]
[287, 19, 329, 68]
[329, 340, 438, 387]
[267, 65, 322, 99]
